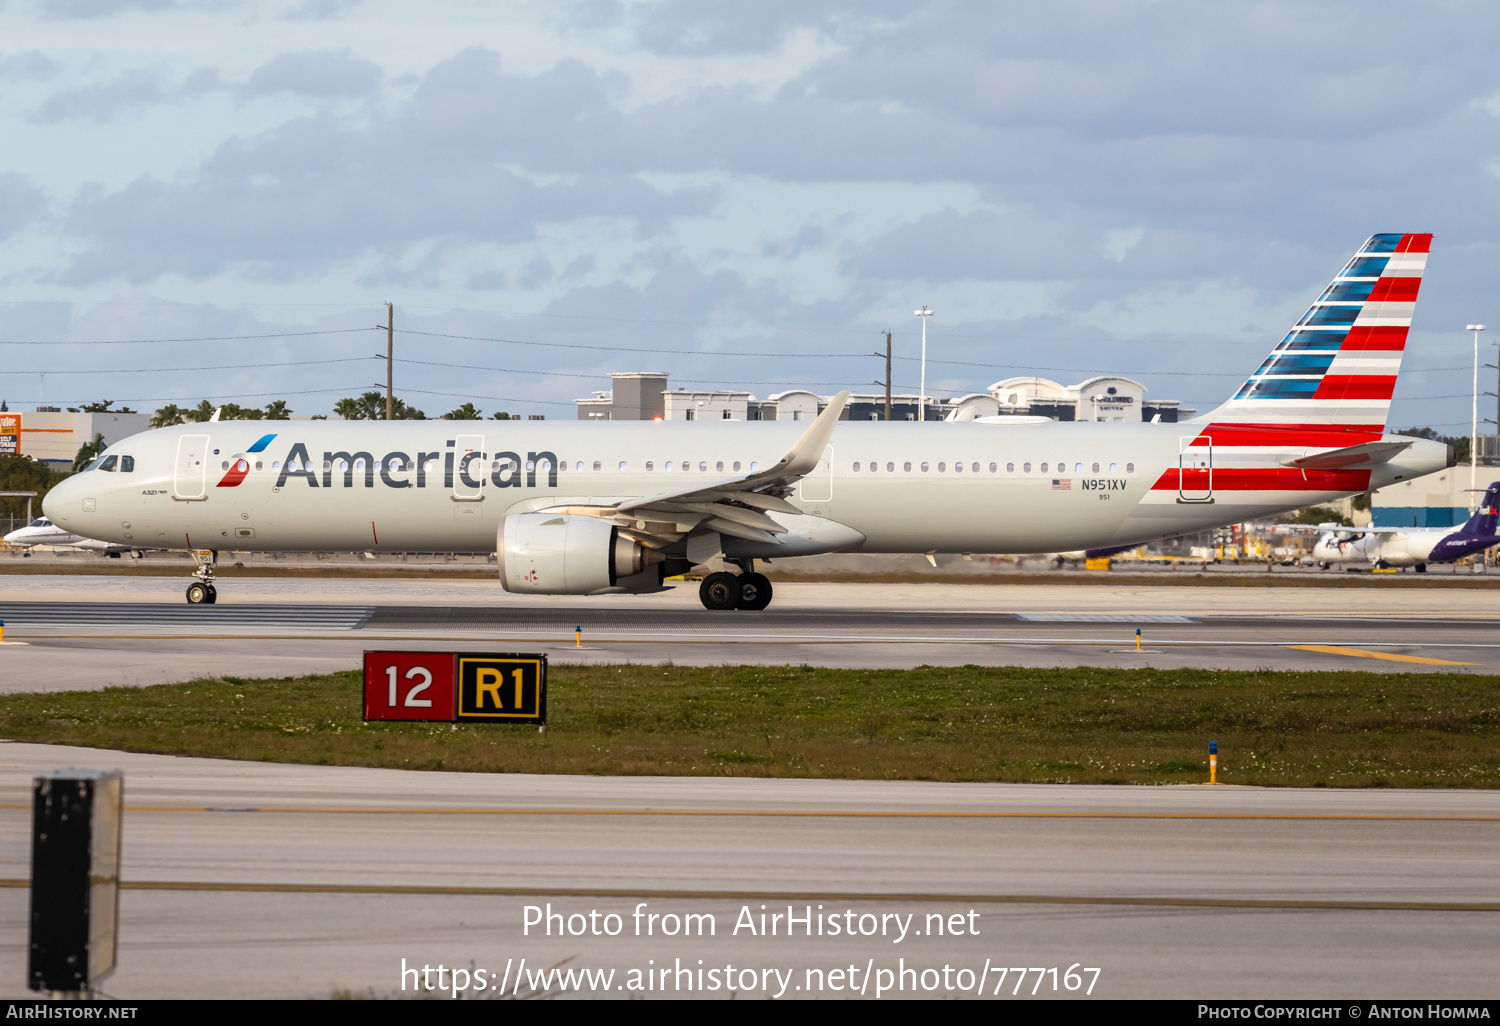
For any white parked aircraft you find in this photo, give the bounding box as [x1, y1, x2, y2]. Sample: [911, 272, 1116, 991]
[1311, 482, 1500, 571]
[44, 233, 1451, 607]
[3, 516, 133, 556]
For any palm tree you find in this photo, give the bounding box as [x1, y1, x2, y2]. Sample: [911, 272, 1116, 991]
[442, 403, 482, 420]
[183, 401, 217, 423]
[151, 404, 186, 428]
[262, 400, 291, 420]
[72, 433, 106, 471]
[333, 397, 366, 420]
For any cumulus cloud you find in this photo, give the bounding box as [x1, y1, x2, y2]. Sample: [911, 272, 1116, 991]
[0, 173, 47, 241]
[0, 50, 60, 80]
[241, 48, 382, 98]
[28, 68, 169, 123]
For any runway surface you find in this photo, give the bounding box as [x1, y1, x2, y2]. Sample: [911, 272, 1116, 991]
[0, 576, 1497, 691]
[1, 742, 1497, 999]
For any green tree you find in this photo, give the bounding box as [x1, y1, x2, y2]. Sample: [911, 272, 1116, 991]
[151, 404, 187, 428]
[1285, 506, 1353, 527]
[72, 432, 106, 471]
[183, 401, 218, 423]
[0, 455, 69, 524]
[261, 400, 292, 420]
[491, 411, 513, 420]
[71, 400, 136, 413]
[332, 392, 425, 420]
[442, 402, 482, 420]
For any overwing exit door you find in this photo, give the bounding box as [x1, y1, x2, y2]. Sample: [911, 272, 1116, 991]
[1178, 436, 1213, 503]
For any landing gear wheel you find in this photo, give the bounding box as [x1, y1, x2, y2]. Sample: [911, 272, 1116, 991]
[186, 582, 211, 604]
[204, 584, 218, 604]
[734, 572, 773, 611]
[1415, 563, 1427, 574]
[699, 571, 740, 611]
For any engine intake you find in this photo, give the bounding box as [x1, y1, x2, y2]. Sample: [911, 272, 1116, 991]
[497, 513, 663, 594]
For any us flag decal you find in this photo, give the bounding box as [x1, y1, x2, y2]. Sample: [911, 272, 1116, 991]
[1052, 479, 1071, 490]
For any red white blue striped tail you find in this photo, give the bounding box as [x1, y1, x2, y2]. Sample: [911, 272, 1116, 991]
[1196, 232, 1430, 436]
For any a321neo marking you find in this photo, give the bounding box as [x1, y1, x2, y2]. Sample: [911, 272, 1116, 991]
[363, 651, 548, 725]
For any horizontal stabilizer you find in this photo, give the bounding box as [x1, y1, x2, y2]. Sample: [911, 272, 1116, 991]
[1279, 439, 1412, 471]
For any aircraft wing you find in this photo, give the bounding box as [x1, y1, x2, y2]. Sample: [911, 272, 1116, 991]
[545, 390, 850, 547]
[1280, 439, 1412, 472]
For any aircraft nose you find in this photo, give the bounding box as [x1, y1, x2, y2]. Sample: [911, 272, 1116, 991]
[42, 473, 90, 525]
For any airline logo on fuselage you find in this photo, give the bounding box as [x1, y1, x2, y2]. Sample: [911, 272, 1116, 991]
[215, 433, 278, 488]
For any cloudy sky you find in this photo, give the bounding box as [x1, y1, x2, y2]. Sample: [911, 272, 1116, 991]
[1, 0, 1498, 428]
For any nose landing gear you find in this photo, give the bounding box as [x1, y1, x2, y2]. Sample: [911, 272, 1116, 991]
[186, 549, 218, 604]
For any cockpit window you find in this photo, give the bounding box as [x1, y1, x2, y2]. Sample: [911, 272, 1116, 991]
[120, 455, 135, 472]
[98, 455, 118, 472]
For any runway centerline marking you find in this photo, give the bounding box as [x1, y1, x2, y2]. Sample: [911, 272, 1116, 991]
[0, 878, 1493, 911]
[1286, 645, 1476, 666]
[2, 804, 1496, 821]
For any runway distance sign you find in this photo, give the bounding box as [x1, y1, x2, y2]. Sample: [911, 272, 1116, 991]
[362, 651, 456, 722]
[457, 654, 548, 725]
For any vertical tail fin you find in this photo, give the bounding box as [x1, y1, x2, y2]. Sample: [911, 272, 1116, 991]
[1460, 482, 1500, 536]
[1196, 233, 1431, 434]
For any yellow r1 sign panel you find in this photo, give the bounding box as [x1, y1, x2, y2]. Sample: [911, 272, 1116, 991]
[457, 653, 547, 724]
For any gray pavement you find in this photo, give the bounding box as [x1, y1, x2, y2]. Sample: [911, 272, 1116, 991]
[1, 743, 1497, 999]
[0, 577, 1497, 691]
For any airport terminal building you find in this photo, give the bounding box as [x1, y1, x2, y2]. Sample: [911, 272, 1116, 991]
[576, 372, 1191, 423]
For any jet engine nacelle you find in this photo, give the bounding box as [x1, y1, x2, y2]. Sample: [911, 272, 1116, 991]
[497, 513, 663, 594]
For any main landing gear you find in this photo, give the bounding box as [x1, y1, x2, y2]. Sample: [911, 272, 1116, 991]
[186, 549, 218, 604]
[699, 564, 773, 611]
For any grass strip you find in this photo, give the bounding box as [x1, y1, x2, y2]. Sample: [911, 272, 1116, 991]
[2, 664, 1498, 787]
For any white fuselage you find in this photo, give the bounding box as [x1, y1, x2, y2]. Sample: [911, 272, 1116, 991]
[43, 420, 1450, 558]
[2, 519, 120, 552]
[1314, 529, 1456, 568]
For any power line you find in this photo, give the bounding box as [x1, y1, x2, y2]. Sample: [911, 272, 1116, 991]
[0, 328, 377, 347]
[0, 357, 374, 375]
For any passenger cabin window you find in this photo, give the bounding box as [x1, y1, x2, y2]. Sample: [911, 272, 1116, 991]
[646, 461, 655, 471]
[937, 462, 946, 472]
[1109, 463, 1118, 473]
[1006, 462, 1014, 472]
[920, 462, 929, 472]
[716, 461, 724, 472]
[903, 462, 911, 472]
[1092, 463, 1100, 473]
[988, 462, 996, 473]
[1023, 462, 1031, 472]
[1126, 463, 1134, 473]
[733, 461, 741, 471]
[1040, 463, 1048, 473]
[853, 462, 861, 472]
[593, 461, 602, 471]
[619, 461, 627, 471]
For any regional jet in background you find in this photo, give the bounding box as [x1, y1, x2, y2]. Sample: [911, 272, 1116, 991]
[3, 516, 135, 557]
[1312, 482, 1500, 571]
[44, 233, 1452, 607]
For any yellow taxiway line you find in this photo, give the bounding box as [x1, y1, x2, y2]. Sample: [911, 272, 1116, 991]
[1, 804, 1497, 821]
[1285, 644, 1475, 666]
[0, 877, 1493, 911]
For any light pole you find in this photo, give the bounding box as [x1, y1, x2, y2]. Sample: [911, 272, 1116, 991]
[914, 306, 934, 421]
[1468, 324, 1486, 509]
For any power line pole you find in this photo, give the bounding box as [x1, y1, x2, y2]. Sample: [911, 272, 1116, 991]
[914, 306, 934, 421]
[385, 302, 394, 421]
[872, 331, 892, 421]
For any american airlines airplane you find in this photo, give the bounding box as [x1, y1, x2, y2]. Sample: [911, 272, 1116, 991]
[1311, 482, 1500, 571]
[42, 232, 1451, 608]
